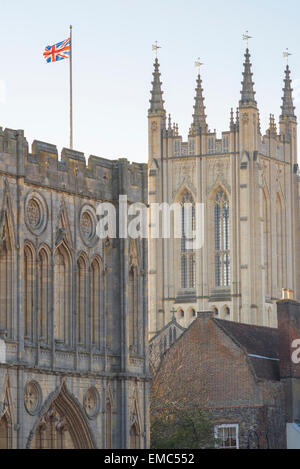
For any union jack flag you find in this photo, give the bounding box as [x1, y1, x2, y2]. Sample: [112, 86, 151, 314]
[43, 38, 71, 63]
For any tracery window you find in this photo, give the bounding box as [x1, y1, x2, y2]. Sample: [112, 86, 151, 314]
[214, 190, 230, 287]
[180, 192, 196, 289]
[263, 192, 270, 297]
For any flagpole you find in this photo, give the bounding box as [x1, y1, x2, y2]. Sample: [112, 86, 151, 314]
[69, 25, 73, 149]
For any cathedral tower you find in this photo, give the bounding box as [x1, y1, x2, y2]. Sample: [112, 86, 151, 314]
[148, 42, 300, 336]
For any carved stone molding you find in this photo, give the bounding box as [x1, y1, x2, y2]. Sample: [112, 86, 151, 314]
[25, 191, 48, 236]
[83, 387, 100, 420]
[24, 381, 42, 416]
[79, 204, 98, 247]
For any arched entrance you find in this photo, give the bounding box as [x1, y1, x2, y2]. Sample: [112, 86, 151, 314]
[30, 383, 95, 449]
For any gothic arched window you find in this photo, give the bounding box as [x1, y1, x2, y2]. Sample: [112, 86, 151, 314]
[180, 191, 195, 289]
[91, 258, 102, 348]
[129, 266, 138, 352]
[77, 255, 87, 347]
[54, 244, 71, 344]
[214, 190, 230, 287]
[263, 191, 270, 298]
[0, 218, 13, 337]
[38, 247, 50, 342]
[276, 195, 284, 294]
[24, 243, 35, 341]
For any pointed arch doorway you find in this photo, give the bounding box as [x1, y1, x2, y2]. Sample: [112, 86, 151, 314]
[30, 383, 95, 449]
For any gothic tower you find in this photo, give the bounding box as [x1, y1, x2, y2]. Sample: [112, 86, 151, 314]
[148, 45, 300, 335]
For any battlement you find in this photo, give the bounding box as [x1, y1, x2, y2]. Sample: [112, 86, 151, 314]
[0, 127, 147, 203]
[161, 124, 292, 162]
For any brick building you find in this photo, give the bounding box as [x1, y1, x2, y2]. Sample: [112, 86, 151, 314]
[151, 300, 300, 449]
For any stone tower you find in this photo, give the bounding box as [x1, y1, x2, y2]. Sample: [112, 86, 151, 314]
[148, 45, 300, 336]
[0, 130, 149, 449]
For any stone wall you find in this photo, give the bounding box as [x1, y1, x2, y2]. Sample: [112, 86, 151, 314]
[0, 127, 150, 449]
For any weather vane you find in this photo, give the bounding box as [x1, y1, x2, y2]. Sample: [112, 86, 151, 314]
[283, 48, 292, 65]
[243, 30, 252, 48]
[195, 57, 203, 75]
[152, 41, 161, 59]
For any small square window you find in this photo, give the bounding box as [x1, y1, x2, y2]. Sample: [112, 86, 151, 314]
[215, 424, 239, 449]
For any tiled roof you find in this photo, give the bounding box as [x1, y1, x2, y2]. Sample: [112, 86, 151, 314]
[214, 319, 280, 381]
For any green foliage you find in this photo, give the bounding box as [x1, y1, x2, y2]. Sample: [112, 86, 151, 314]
[151, 405, 215, 449]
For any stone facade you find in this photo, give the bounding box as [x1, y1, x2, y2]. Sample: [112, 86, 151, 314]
[148, 48, 300, 335]
[0, 128, 149, 449]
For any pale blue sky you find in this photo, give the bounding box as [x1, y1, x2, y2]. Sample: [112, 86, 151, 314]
[0, 0, 300, 163]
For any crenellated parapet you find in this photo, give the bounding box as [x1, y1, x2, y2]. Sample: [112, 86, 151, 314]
[0, 128, 147, 203]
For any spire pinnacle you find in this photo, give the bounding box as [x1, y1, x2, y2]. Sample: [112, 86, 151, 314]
[239, 47, 257, 109]
[280, 61, 296, 121]
[267, 114, 277, 137]
[148, 56, 165, 116]
[190, 61, 208, 135]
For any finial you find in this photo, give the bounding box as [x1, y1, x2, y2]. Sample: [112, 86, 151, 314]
[239, 44, 257, 108]
[168, 114, 172, 131]
[268, 114, 277, 136]
[152, 41, 161, 59]
[283, 48, 292, 66]
[280, 59, 296, 121]
[195, 57, 204, 75]
[243, 30, 252, 49]
[190, 61, 208, 135]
